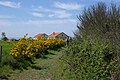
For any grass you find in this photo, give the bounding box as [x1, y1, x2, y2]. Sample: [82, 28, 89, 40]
[0, 41, 15, 55]
[0, 41, 69, 80]
[0, 41, 15, 79]
[0, 41, 14, 64]
[8, 49, 68, 80]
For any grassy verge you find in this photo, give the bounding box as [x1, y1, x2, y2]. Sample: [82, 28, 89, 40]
[8, 49, 68, 80]
[0, 41, 14, 79]
[0, 41, 68, 80]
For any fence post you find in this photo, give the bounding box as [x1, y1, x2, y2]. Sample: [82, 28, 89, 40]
[0, 46, 2, 62]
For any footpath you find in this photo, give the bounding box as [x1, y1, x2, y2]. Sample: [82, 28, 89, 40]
[9, 50, 65, 80]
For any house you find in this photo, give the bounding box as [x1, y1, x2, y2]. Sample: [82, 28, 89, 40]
[49, 32, 69, 40]
[34, 33, 48, 39]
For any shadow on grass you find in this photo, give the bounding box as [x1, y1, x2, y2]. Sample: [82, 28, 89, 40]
[31, 65, 47, 70]
[36, 50, 55, 59]
[37, 55, 48, 59]
[44, 50, 55, 55]
[48, 51, 55, 55]
[0, 76, 8, 80]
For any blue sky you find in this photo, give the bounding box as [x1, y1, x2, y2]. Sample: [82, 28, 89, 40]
[0, 0, 119, 38]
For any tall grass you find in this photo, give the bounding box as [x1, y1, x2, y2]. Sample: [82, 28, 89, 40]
[0, 41, 14, 77]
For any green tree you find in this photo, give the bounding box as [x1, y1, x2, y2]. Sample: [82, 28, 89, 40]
[76, 2, 120, 45]
[1, 32, 8, 41]
[1, 32, 5, 38]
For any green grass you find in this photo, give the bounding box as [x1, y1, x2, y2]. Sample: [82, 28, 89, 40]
[0, 41, 14, 63]
[8, 49, 68, 80]
[0, 41, 69, 80]
[0, 41, 14, 79]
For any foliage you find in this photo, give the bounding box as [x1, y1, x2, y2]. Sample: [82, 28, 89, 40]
[1, 37, 8, 41]
[0, 41, 15, 65]
[0, 37, 65, 76]
[63, 40, 116, 80]
[0, 41, 14, 79]
[10, 38, 17, 41]
[1, 32, 8, 41]
[63, 2, 120, 80]
[76, 3, 120, 43]
[1, 32, 6, 39]
[76, 2, 120, 79]
[0, 64, 11, 78]
[10, 37, 65, 60]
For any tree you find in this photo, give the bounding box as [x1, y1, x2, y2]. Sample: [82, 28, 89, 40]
[1, 32, 8, 41]
[76, 2, 120, 44]
[1, 32, 5, 38]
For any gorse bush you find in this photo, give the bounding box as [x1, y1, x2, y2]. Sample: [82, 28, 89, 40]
[9, 36, 65, 70]
[10, 37, 38, 59]
[10, 37, 65, 60]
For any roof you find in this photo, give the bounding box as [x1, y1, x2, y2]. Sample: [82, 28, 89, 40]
[34, 33, 47, 38]
[49, 32, 62, 38]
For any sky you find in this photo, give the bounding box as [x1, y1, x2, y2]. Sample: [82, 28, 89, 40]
[0, 0, 119, 38]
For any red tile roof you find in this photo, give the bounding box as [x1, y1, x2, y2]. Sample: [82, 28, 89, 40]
[34, 33, 44, 38]
[49, 32, 62, 38]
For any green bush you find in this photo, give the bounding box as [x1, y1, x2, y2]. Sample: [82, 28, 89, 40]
[64, 2, 120, 79]
[12, 58, 31, 70]
[63, 40, 116, 80]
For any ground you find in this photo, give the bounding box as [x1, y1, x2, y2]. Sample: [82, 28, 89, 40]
[8, 49, 66, 80]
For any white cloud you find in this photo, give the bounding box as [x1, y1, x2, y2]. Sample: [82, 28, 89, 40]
[24, 19, 76, 25]
[33, 6, 51, 12]
[30, 12, 44, 17]
[54, 2, 82, 10]
[48, 10, 72, 18]
[0, 19, 77, 37]
[0, 1, 21, 8]
[21, 19, 76, 37]
[32, 6, 72, 18]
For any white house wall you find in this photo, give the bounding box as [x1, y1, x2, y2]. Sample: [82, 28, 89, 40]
[56, 33, 69, 40]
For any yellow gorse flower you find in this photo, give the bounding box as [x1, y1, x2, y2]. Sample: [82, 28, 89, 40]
[10, 37, 65, 60]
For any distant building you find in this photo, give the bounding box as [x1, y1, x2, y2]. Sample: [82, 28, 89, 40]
[49, 32, 69, 40]
[34, 33, 48, 39]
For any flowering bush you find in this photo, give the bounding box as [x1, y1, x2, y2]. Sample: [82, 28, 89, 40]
[10, 37, 65, 60]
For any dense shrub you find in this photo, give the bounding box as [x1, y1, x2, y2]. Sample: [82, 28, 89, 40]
[63, 40, 116, 80]
[10, 36, 65, 61]
[8, 37, 65, 70]
[63, 2, 120, 80]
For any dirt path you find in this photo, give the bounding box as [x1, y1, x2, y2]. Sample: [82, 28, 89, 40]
[9, 50, 65, 80]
